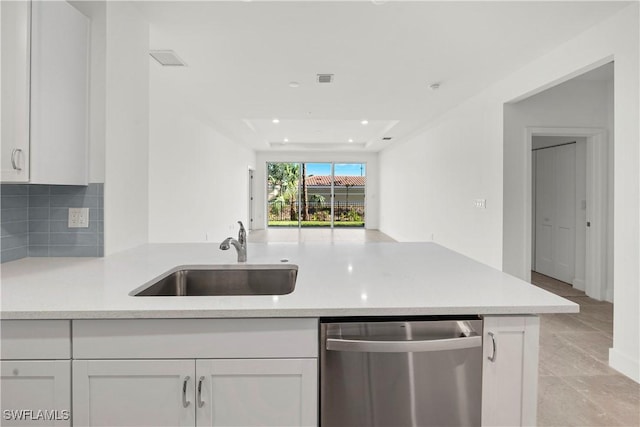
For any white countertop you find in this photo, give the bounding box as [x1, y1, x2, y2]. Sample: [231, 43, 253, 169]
[0, 242, 578, 319]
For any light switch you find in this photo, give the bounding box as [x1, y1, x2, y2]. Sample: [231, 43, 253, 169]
[69, 208, 89, 228]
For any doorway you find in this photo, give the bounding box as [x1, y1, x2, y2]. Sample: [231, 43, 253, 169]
[528, 128, 608, 300]
[266, 162, 366, 228]
[532, 137, 583, 285]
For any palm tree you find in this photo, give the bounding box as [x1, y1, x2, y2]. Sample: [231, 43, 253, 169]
[268, 163, 300, 221]
[310, 194, 326, 207]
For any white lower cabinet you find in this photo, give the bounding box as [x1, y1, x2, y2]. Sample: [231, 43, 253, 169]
[196, 358, 317, 427]
[0, 320, 72, 426]
[72, 358, 317, 427]
[72, 360, 195, 427]
[0, 360, 71, 426]
[481, 315, 540, 427]
[71, 318, 319, 427]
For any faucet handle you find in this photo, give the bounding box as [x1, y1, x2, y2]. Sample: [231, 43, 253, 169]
[237, 221, 246, 244]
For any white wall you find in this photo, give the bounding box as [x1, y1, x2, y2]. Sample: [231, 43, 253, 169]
[70, 1, 106, 183]
[103, 2, 149, 255]
[254, 151, 379, 229]
[379, 95, 503, 265]
[148, 68, 256, 243]
[507, 81, 612, 299]
[379, 4, 639, 382]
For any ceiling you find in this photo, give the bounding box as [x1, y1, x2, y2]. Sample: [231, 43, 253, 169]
[136, 1, 629, 152]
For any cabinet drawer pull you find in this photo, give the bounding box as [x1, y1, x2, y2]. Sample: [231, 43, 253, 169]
[182, 376, 191, 408]
[11, 148, 23, 171]
[487, 332, 497, 362]
[197, 376, 205, 408]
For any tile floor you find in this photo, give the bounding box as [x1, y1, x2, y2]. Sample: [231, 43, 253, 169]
[248, 228, 396, 243]
[532, 271, 640, 427]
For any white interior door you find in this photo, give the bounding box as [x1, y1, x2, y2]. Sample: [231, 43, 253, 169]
[534, 144, 576, 283]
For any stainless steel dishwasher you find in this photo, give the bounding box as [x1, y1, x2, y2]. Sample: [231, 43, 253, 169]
[320, 317, 482, 427]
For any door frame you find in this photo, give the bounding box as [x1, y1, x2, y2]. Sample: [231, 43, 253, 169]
[525, 127, 608, 300]
[248, 168, 254, 231]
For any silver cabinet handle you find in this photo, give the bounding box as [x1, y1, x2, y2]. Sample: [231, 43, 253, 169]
[11, 148, 23, 171]
[197, 376, 205, 408]
[326, 335, 481, 353]
[487, 332, 497, 362]
[182, 376, 191, 408]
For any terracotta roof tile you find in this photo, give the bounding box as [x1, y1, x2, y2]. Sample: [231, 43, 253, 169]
[305, 175, 365, 187]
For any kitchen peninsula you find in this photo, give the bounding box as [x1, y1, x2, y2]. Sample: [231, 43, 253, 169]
[1, 242, 577, 426]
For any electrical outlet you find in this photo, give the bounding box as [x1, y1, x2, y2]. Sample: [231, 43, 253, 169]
[68, 208, 89, 228]
[474, 199, 487, 209]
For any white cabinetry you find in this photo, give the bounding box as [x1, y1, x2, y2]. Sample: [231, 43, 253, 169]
[0, 320, 71, 426]
[197, 358, 317, 426]
[481, 315, 540, 427]
[0, 361, 71, 426]
[72, 319, 319, 427]
[0, 1, 30, 182]
[0, 0, 89, 185]
[73, 360, 195, 426]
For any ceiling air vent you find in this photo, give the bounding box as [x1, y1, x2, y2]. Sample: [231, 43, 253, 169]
[317, 74, 334, 83]
[382, 137, 393, 141]
[149, 50, 186, 67]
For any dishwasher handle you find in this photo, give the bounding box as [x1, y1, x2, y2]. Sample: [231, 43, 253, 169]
[326, 335, 481, 353]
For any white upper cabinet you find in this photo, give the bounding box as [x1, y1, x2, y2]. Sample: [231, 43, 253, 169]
[1, 1, 31, 182]
[30, 1, 89, 185]
[1, 1, 89, 185]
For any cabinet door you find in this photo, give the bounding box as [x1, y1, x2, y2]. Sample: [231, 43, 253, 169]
[73, 360, 195, 427]
[0, 0, 31, 182]
[0, 360, 71, 426]
[481, 316, 540, 427]
[30, 0, 88, 185]
[196, 358, 317, 427]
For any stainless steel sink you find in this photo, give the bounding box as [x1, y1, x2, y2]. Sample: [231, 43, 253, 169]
[131, 264, 298, 296]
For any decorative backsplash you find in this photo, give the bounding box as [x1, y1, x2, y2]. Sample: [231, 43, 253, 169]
[1, 183, 104, 263]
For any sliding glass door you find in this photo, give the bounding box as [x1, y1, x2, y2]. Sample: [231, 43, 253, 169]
[267, 162, 366, 228]
[333, 163, 365, 227]
[302, 163, 332, 227]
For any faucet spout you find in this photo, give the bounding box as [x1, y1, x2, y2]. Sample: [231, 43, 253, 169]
[219, 221, 247, 262]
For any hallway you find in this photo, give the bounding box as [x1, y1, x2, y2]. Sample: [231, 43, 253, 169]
[532, 272, 639, 426]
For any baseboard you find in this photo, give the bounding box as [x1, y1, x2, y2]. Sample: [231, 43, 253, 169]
[572, 278, 586, 291]
[609, 348, 640, 383]
[605, 286, 614, 303]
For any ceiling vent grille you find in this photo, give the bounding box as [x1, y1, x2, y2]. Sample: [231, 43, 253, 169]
[149, 50, 186, 67]
[317, 74, 334, 83]
[382, 137, 393, 141]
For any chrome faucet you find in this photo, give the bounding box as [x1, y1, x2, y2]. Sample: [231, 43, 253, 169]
[220, 221, 247, 262]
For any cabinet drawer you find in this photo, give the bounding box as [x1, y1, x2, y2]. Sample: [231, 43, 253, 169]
[73, 318, 318, 359]
[1, 320, 71, 360]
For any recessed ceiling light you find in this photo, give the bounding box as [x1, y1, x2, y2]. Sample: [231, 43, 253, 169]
[289, 82, 300, 88]
[348, 138, 354, 143]
[284, 138, 289, 143]
[272, 118, 280, 124]
[361, 120, 369, 125]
